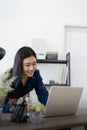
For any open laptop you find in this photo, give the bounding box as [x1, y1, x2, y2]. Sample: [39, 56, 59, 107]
[45, 86, 83, 117]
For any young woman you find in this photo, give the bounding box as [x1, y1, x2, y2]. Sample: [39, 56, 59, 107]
[3, 46, 49, 112]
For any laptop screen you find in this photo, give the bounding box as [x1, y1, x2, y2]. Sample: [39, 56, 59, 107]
[45, 86, 83, 117]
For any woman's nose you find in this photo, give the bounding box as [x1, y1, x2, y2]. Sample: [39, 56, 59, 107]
[29, 65, 34, 70]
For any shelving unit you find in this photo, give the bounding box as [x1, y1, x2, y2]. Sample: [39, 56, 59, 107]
[37, 52, 71, 86]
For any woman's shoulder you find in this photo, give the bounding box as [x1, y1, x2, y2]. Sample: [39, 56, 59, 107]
[34, 69, 40, 75]
[33, 69, 42, 80]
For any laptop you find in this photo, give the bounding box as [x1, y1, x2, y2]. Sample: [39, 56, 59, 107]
[45, 86, 83, 117]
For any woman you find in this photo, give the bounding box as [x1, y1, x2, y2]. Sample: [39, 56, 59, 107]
[3, 46, 49, 113]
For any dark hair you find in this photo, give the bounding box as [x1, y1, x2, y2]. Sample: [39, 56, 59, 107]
[0, 47, 6, 60]
[12, 46, 37, 87]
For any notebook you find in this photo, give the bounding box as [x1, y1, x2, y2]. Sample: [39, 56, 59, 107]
[45, 86, 83, 117]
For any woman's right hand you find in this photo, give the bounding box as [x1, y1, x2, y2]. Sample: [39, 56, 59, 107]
[8, 98, 17, 104]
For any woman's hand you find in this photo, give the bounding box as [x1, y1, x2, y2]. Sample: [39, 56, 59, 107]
[8, 98, 17, 104]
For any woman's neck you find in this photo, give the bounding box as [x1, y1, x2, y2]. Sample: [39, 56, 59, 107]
[21, 74, 28, 87]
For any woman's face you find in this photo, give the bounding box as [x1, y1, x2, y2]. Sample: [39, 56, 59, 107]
[22, 56, 37, 77]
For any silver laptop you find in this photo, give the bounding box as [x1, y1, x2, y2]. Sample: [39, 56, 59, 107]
[45, 86, 83, 117]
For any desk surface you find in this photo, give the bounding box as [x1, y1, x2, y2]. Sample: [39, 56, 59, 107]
[0, 107, 87, 130]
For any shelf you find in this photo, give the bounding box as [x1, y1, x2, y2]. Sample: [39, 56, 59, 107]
[37, 59, 69, 64]
[37, 52, 71, 86]
[44, 84, 70, 86]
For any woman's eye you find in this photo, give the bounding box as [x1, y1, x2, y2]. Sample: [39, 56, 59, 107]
[26, 65, 30, 67]
[24, 62, 37, 67]
[33, 63, 37, 65]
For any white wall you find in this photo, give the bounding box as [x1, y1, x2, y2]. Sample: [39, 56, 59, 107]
[65, 26, 87, 110]
[1, 3, 87, 130]
[0, 0, 87, 73]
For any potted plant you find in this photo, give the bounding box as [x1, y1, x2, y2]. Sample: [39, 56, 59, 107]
[0, 72, 16, 118]
[29, 103, 45, 123]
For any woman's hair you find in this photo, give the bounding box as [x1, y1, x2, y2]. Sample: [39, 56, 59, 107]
[12, 46, 37, 87]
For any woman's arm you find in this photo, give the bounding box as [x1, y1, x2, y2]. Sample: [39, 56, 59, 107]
[34, 70, 49, 106]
